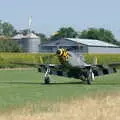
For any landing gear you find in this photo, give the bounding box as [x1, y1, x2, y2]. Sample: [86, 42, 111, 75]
[87, 67, 94, 85]
[44, 76, 50, 84]
[44, 67, 50, 84]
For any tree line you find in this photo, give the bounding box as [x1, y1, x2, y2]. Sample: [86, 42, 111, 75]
[0, 20, 22, 52]
[49, 27, 120, 45]
[0, 20, 120, 52]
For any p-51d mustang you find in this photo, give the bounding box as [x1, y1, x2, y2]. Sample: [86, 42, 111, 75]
[39, 48, 117, 85]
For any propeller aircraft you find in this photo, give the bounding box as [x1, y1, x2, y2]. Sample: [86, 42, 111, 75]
[39, 48, 118, 85]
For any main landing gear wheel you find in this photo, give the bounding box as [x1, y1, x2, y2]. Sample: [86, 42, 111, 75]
[44, 67, 50, 84]
[87, 68, 94, 85]
[44, 76, 50, 84]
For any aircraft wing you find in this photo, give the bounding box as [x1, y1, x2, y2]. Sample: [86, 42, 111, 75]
[108, 62, 120, 68]
[10, 62, 39, 67]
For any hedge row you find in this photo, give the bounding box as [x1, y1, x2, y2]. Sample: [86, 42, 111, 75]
[0, 52, 120, 68]
[84, 54, 120, 64]
[0, 53, 59, 68]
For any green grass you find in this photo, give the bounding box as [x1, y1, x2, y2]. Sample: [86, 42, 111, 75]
[0, 52, 120, 68]
[0, 69, 120, 112]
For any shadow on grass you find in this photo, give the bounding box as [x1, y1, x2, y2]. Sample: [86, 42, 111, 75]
[0, 81, 84, 85]
[1, 81, 119, 86]
[42, 81, 83, 85]
[0, 81, 42, 85]
[93, 82, 120, 86]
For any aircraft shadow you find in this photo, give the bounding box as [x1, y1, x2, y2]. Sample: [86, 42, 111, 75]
[0, 81, 83, 85]
[0, 81, 42, 85]
[49, 82, 120, 86]
[41, 81, 84, 85]
[0, 81, 119, 86]
[93, 82, 120, 86]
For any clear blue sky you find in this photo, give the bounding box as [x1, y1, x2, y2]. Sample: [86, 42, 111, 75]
[0, 0, 120, 40]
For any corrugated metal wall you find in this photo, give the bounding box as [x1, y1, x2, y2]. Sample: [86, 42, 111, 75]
[39, 38, 120, 54]
[88, 46, 120, 54]
[22, 38, 40, 53]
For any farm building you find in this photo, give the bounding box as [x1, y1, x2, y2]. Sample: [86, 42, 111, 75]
[13, 33, 41, 53]
[40, 38, 120, 54]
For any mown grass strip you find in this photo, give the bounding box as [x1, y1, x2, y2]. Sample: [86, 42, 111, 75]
[0, 69, 120, 112]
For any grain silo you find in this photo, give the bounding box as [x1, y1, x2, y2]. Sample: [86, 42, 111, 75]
[12, 33, 24, 46]
[22, 33, 41, 53]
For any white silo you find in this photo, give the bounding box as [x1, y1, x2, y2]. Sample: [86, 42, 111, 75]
[22, 33, 41, 53]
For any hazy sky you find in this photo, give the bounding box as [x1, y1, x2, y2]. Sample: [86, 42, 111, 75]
[0, 0, 120, 39]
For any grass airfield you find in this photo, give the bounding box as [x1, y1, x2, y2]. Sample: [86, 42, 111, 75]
[0, 68, 120, 119]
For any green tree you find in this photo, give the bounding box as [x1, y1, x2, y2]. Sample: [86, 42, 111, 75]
[0, 39, 23, 52]
[0, 20, 16, 37]
[0, 20, 3, 35]
[50, 27, 78, 40]
[20, 29, 30, 35]
[37, 33, 48, 43]
[1, 21, 16, 37]
[79, 28, 119, 45]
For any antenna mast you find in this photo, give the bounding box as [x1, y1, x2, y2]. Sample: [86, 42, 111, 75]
[28, 16, 32, 33]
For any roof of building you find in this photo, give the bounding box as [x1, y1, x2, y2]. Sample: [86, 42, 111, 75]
[13, 34, 24, 39]
[13, 33, 39, 39]
[66, 38, 118, 47]
[24, 33, 39, 39]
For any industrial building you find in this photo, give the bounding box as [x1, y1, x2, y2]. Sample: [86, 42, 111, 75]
[40, 38, 120, 54]
[13, 33, 40, 53]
